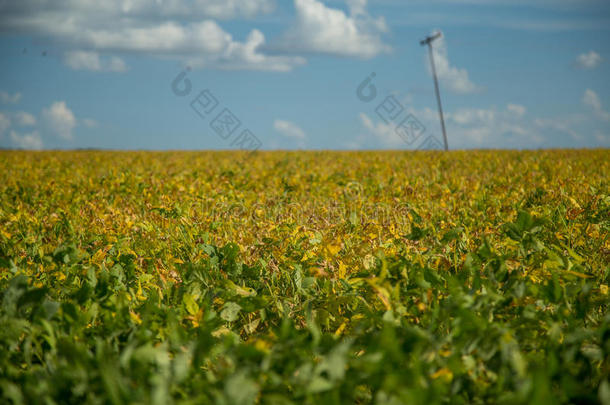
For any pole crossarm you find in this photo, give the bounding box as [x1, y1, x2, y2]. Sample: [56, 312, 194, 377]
[420, 32, 442, 46]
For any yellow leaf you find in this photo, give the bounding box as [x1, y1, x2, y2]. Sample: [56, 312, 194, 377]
[334, 322, 347, 337]
[439, 349, 452, 357]
[431, 368, 453, 382]
[565, 270, 592, 279]
[212, 327, 231, 338]
[91, 249, 106, 264]
[129, 311, 142, 325]
[135, 281, 147, 301]
[568, 197, 581, 209]
[327, 244, 341, 256]
[301, 250, 315, 262]
[252, 339, 271, 353]
[338, 261, 347, 279]
[367, 281, 391, 311]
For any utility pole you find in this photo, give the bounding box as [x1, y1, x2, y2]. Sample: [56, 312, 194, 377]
[420, 32, 449, 151]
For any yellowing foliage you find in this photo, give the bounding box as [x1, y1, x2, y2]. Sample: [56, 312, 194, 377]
[0, 150, 608, 404]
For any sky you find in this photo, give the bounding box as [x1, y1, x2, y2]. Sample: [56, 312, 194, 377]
[0, 0, 609, 151]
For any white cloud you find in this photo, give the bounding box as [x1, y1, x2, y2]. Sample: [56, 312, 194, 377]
[276, 0, 391, 59]
[0, 0, 275, 24]
[582, 89, 610, 121]
[1, 101, 97, 148]
[0, 111, 37, 139]
[170, 0, 275, 19]
[576, 51, 602, 69]
[507, 104, 526, 118]
[360, 103, 545, 149]
[81, 118, 98, 128]
[444, 104, 535, 145]
[582, 89, 602, 111]
[196, 0, 275, 19]
[0, 91, 21, 104]
[10, 130, 43, 150]
[274, 119, 307, 148]
[451, 108, 495, 126]
[42, 101, 77, 140]
[14, 111, 37, 126]
[187, 28, 306, 72]
[357, 91, 609, 149]
[0, 112, 10, 135]
[346, 0, 367, 16]
[64, 51, 103, 71]
[69, 20, 304, 72]
[64, 51, 128, 72]
[594, 131, 609, 145]
[428, 32, 479, 94]
[359, 112, 407, 147]
[0, 0, 305, 72]
[274, 119, 307, 139]
[533, 117, 583, 142]
[107, 56, 128, 72]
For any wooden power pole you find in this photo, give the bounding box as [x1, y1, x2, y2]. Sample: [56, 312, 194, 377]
[420, 32, 449, 151]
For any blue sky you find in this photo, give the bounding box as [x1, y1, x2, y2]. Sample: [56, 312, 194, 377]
[0, 0, 609, 150]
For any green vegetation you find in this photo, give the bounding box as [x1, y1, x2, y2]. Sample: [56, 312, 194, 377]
[1, 150, 609, 404]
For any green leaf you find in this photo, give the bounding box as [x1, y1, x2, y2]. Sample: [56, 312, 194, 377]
[183, 293, 199, 316]
[220, 302, 242, 322]
[600, 380, 610, 405]
[224, 372, 258, 405]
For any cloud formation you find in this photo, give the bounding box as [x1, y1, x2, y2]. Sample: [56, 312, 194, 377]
[0, 91, 22, 104]
[576, 51, 602, 69]
[274, 120, 307, 140]
[357, 102, 603, 149]
[507, 104, 526, 118]
[186, 28, 306, 72]
[0, 112, 9, 135]
[0, 0, 395, 72]
[276, 0, 391, 59]
[427, 33, 479, 94]
[42, 101, 77, 140]
[1, 99, 96, 149]
[274, 119, 307, 148]
[0, 0, 275, 25]
[359, 112, 406, 147]
[582, 89, 610, 121]
[10, 130, 43, 150]
[15, 111, 36, 126]
[64, 51, 128, 72]
[0, 0, 306, 72]
[446, 104, 534, 146]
